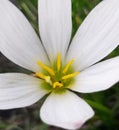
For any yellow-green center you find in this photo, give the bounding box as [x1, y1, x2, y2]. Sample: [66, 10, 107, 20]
[35, 53, 79, 93]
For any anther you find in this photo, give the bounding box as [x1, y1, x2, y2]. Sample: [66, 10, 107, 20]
[37, 61, 55, 76]
[35, 72, 52, 85]
[35, 72, 47, 79]
[63, 60, 74, 74]
[62, 72, 80, 80]
[57, 53, 61, 71]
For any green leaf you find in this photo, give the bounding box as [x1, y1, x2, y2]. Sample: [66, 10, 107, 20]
[85, 99, 113, 116]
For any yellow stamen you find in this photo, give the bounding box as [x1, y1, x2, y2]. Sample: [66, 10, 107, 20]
[62, 72, 80, 80]
[63, 60, 74, 74]
[44, 76, 52, 85]
[57, 53, 61, 71]
[53, 82, 63, 88]
[37, 61, 55, 76]
[35, 72, 52, 85]
[35, 72, 46, 79]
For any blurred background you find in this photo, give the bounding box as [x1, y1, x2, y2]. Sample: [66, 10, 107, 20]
[0, 0, 119, 130]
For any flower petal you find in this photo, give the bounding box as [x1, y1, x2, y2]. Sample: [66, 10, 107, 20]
[40, 91, 94, 130]
[71, 56, 119, 93]
[67, 0, 119, 71]
[0, 73, 48, 109]
[38, 0, 72, 61]
[0, 0, 48, 72]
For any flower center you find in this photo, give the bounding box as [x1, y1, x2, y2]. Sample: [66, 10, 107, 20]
[35, 53, 79, 92]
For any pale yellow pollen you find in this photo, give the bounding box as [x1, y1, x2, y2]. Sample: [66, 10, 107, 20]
[37, 61, 55, 76]
[44, 76, 52, 85]
[57, 53, 61, 71]
[35, 72, 52, 85]
[53, 82, 63, 88]
[63, 60, 74, 74]
[62, 72, 80, 80]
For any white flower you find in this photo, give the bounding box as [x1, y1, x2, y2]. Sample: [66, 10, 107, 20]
[0, 0, 119, 129]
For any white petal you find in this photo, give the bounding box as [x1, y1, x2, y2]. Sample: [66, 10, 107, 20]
[71, 56, 119, 93]
[0, 0, 48, 72]
[38, 0, 72, 61]
[0, 73, 48, 109]
[40, 91, 94, 130]
[67, 0, 119, 71]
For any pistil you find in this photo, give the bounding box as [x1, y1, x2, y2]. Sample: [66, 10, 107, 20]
[53, 82, 63, 88]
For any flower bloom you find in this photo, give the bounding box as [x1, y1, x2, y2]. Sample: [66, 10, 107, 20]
[0, 0, 119, 129]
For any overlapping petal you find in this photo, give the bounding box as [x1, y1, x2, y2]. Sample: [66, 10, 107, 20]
[0, 73, 48, 109]
[70, 56, 119, 93]
[40, 91, 94, 130]
[0, 0, 48, 72]
[67, 0, 119, 71]
[38, 0, 72, 61]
